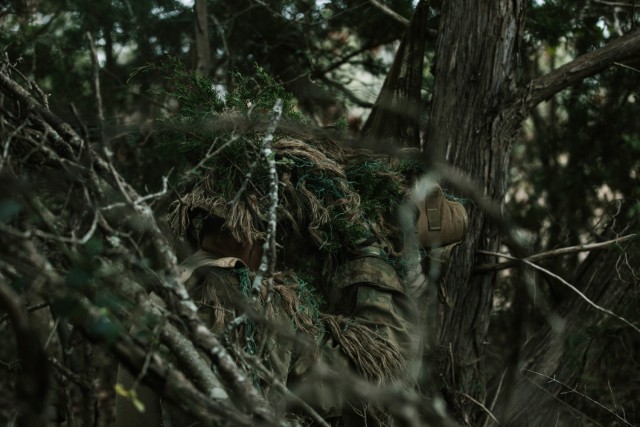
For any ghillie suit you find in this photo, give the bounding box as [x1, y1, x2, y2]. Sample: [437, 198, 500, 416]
[162, 115, 464, 424]
[118, 63, 468, 426]
[161, 121, 417, 424]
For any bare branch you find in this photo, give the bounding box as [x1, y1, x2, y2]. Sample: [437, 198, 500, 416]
[614, 61, 640, 73]
[478, 250, 640, 334]
[0, 120, 27, 170]
[186, 134, 239, 178]
[0, 231, 254, 426]
[593, 0, 637, 8]
[0, 302, 48, 326]
[483, 370, 507, 427]
[244, 354, 331, 427]
[319, 76, 375, 108]
[369, 0, 409, 26]
[459, 392, 500, 425]
[145, 298, 229, 400]
[227, 100, 285, 360]
[0, 212, 99, 245]
[251, 98, 283, 293]
[134, 175, 169, 206]
[475, 234, 637, 272]
[523, 369, 633, 426]
[49, 357, 92, 391]
[86, 32, 105, 146]
[307, 38, 398, 80]
[526, 28, 640, 108]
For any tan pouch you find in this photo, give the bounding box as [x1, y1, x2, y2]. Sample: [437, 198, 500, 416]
[416, 186, 468, 248]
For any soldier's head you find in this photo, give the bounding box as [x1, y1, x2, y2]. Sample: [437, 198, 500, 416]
[167, 132, 413, 263]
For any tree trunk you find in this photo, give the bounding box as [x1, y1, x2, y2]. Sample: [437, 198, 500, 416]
[361, 0, 429, 148]
[103, 21, 116, 118]
[194, 0, 211, 75]
[425, 1, 527, 423]
[422, 2, 640, 423]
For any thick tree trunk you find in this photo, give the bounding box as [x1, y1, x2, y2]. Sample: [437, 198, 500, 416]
[422, 3, 640, 422]
[425, 1, 527, 423]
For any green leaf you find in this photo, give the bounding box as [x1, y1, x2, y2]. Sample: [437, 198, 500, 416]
[115, 385, 146, 413]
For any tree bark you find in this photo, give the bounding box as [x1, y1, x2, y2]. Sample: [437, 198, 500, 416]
[361, 0, 429, 148]
[424, 1, 527, 423]
[194, 0, 211, 75]
[423, 2, 640, 424]
[526, 27, 640, 109]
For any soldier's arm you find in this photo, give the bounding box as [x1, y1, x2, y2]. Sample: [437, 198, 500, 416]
[329, 255, 418, 367]
[288, 254, 418, 421]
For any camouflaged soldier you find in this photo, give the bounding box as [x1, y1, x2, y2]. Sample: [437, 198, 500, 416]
[116, 133, 467, 426]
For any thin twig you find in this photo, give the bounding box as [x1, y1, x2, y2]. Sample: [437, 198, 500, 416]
[186, 135, 238, 178]
[523, 369, 632, 426]
[0, 302, 49, 326]
[478, 250, 640, 334]
[459, 392, 500, 425]
[49, 357, 92, 391]
[594, 0, 637, 8]
[521, 374, 601, 426]
[449, 342, 455, 386]
[0, 119, 27, 170]
[44, 317, 60, 350]
[614, 61, 640, 73]
[229, 157, 259, 205]
[483, 369, 507, 427]
[210, 12, 229, 62]
[0, 280, 49, 425]
[0, 211, 99, 245]
[475, 234, 637, 272]
[69, 102, 89, 147]
[244, 354, 331, 427]
[86, 32, 105, 146]
[369, 0, 409, 26]
[134, 175, 169, 206]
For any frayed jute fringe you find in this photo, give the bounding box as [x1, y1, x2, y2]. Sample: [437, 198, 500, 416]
[188, 267, 403, 385]
[167, 134, 410, 255]
[192, 268, 321, 340]
[321, 314, 404, 383]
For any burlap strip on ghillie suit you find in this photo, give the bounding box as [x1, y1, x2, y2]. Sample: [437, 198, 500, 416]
[166, 120, 424, 426]
[167, 128, 415, 256]
[178, 257, 401, 427]
[181, 251, 405, 386]
[184, 255, 320, 338]
[320, 314, 404, 383]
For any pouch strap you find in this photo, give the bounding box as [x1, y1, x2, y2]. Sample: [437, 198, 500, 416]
[424, 191, 442, 231]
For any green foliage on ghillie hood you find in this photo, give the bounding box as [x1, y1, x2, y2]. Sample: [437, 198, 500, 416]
[158, 60, 421, 256]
